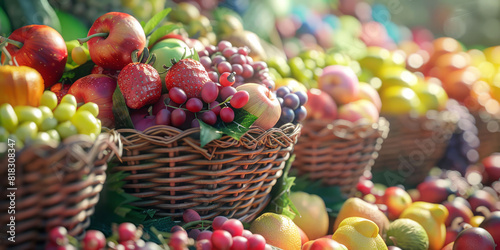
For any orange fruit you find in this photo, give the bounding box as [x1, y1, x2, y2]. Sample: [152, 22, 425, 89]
[249, 213, 301, 250]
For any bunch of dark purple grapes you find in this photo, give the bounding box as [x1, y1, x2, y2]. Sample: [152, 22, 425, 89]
[274, 86, 308, 127]
[198, 41, 275, 89]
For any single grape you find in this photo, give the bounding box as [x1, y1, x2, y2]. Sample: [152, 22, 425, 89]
[241, 230, 253, 239]
[155, 109, 171, 126]
[212, 216, 229, 231]
[276, 87, 291, 98]
[188, 229, 201, 240]
[217, 61, 232, 74]
[294, 106, 307, 123]
[219, 86, 237, 102]
[220, 108, 235, 123]
[229, 54, 246, 65]
[186, 98, 203, 113]
[221, 219, 244, 237]
[218, 41, 232, 51]
[241, 64, 254, 78]
[198, 50, 209, 57]
[40, 91, 58, 110]
[201, 81, 219, 103]
[169, 87, 187, 104]
[230, 91, 249, 109]
[170, 225, 186, 233]
[261, 79, 275, 90]
[219, 72, 236, 87]
[247, 234, 266, 250]
[197, 230, 213, 241]
[183, 209, 201, 223]
[222, 47, 238, 58]
[283, 93, 300, 109]
[169, 230, 189, 250]
[201, 111, 217, 125]
[232, 64, 243, 75]
[49, 226, 68, 245]
[199, 56, 212, 70]
[210, 101, 222, 116]
[118, 222, 137, 242]
[237, 47, 249, 56]
[295, 91, 308, 106]
[234, 75, 245, 84]
[280, 107, 295, 124]
[191, 119, 200, 128]
[206, 45, 217, 55]
[171, 109, 187, 128]
[212, 55, 227, 65]
[196, 239, 212, 250]
[230, 236, 248, 250]
[211, 230, 233, 250]
[81, 230, 106, 250]
[208, 71, 219, 82]
[246, 56, 254, 64]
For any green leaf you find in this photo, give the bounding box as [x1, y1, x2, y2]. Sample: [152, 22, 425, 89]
[143, 8, 171, 36]
[199, 120, 223, 148]
[191, 47, 200, 61]
[214, 108, 257, 141]
[112, 85, 135, 129]
[59, 60, 95, 84]
[147, 24, 181, 47]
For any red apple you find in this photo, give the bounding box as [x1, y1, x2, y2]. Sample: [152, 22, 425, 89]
[468, 189, 499, 215]
[453, 227, 496, 250]
[442, 242, 454, 250]
[302, 238, 347, 250]
[235, 83, 281, 130]
[382, 186, 413, 220]
[479, 211, 500, 248]
[133, 115, 156, 132]
[337, 99, 379, 124]
[303, 88, 338, 122]
[356, 83, 382, 111]
[482, 153, 500, 185]
[91, 65, 121, 79]
[130, 106, 149, 125]
[417, 178, 456, 204]
[1, 25, 67, 88]
[68, 74, 117, 128]
[79, 12, 146, 70]
[444, 197, 474, 227]
[318, 65, 360, 105]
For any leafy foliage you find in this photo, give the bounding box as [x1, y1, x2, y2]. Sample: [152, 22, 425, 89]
[59, 60, 95, 84]
[199, 108, 257, 147]
[111, 86, 134, 129]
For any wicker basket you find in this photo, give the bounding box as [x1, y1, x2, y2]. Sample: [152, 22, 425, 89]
[371, 111, 458, 188]
[291, 118, 390, 197]
[473, 110, 500, 160]
[0, 132, 121, 249]
[114, 123, 302, 223]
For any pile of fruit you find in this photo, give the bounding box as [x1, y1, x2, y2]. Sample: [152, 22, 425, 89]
[2, 0, 500, 250]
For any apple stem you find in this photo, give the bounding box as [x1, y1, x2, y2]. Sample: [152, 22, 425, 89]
[77, 32, 109, 44]
[0, 36, 23, 49]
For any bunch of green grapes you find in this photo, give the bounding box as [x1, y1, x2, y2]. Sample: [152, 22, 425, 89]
[0, 91, 101, 150]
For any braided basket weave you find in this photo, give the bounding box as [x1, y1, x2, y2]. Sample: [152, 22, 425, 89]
[473, 110, 500, 160]
[0, 132, 121, 249]
[292, 118, 390, 197]
[371, 111, 458, 188]
[114, 123, 301, 222]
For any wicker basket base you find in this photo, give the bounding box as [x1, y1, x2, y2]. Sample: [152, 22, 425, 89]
[474, 111, 500, 160]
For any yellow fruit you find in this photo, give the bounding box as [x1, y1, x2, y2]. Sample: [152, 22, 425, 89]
[0, 103, 18, 132]
[275, 78, 308, 92]
[334, 197, 390, 238]
[249, 213, 301, 250]
[400, 202, 448, 250]
[332, 217, 388, 250]
[413, 81, 448, 111]
[358, 46, 391, 75]
[289, 191, 329, 240]
[470, 215, 485, 227]
[60, 94, 77, 107]
[380, 86, 423, 115]
[40, 91, 58, 110]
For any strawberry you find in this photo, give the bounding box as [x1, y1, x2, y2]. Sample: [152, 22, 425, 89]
[118, 62, 162, 109]
[165, 58, 211, 98]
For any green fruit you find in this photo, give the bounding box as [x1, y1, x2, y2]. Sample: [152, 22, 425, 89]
[0, 103, 18, 132]
[150, 38, 192, 85]
[46, 129, 61, 142]
[38, 106, 53, 120]
[78, 102, 99, 117]
[267, 57, 291, 77]
[56, 121, 77, 139]
[71, 110, 99, 136]
[60, 94, 77, 107]
[386, 218, 429, 250]
[14, 106, 43, 126]
[40, 117, 58, 131]
[15, 121, 38, 142]
[53, 103, 76, 122]
[170, 2, 200, 23]
[0, 126, 9, 142]
[32, 131, 54, 145]
[40, 91, 58, 110]
[217, 14, 243, 36]
[65, 40, 80, 65]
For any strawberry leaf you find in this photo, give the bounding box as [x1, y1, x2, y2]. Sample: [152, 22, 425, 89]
[112, 86, 135, 129]
[143, 8, 171, 36]
[199, 120, 223, 148]
[147, 24, 181, 47]
[214, 108, 257, 141]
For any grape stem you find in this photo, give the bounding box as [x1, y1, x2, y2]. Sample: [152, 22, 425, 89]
[182, 220, 213, 230]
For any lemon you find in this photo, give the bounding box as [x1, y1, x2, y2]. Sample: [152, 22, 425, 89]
[249, 213, 301, 250]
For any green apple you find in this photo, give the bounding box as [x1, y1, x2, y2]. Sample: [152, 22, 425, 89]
[150, 38, 192, 84]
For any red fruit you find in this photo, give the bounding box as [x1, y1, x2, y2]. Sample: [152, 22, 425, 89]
[356, 179, 374, 195]
[479, 211, 500, 247]
[185, 98, 203, 113]
[482, 153, 500, 185]
[118, 222, 137, 242]
[169, 230, 189, 250]
[383, 186, 412, 220]
[133, 115, 156, 132]
[231, 236, 248, 250]
[219, 72, 236, 87]
[182, 209, 201, 223]
[1, 25, 67, 88]
[221, 219, 244, 237]
[81, 12, 146, 70]
[50, 83, 71, 103]
[118, 63, 162, 109]
[247, 234, 266, 250]
[91, 65, 121, 79]
[230, 90, 250, 109]
[197, 230, 213, 241]
[170, 225, 186, 233]
[417, 178, 456, 204]
[453, 227, 496, 250]
[468, 189, 499, 215]
[68, 74, 117, 128]
[212, 230, 233, 250]
[220, 107, 235, 123]
[196, 239, 212, 250]
[165, 59, 211, 98]
[201, 81, 219, 103]
[82, 230, 106, 250]
[212, 216, 229, 231]
[444, 197, 474, 227]
[49, 226, 68, 245]
[152, 94, 170, 115]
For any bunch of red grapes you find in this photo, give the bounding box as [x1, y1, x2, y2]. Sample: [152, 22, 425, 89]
[174, 209, 270, 250]
[154, 72, 250, 129]
[198, 41, 275, 90]
[275, 86, 308, 127]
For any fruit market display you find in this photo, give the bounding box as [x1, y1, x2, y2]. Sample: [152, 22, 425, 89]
[2, 0, 500, 250]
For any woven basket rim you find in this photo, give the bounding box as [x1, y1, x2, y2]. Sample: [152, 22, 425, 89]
[299, 117, 390, 140]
